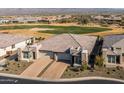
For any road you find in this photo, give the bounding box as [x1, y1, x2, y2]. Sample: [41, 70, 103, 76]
[0, 76, 124, 84]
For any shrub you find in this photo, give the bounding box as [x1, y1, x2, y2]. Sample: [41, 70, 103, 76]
[107, 71, 110, 74]
[120, 76, 123, 78]
[82, 62, 88, 70]
[112, 69, 116, 72]
[72, 68, 80, 72]
[5, 68, 9, 71]
[95, 55, 104, 67]
[116, 66, 123, 70]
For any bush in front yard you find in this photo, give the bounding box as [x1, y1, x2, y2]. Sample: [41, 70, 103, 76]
[95, 55, 104, 67]
[82, 62, 88, 70]
[69, 66, 80, 72]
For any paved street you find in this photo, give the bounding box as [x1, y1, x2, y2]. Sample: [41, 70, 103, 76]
[0, 75, 123, 84]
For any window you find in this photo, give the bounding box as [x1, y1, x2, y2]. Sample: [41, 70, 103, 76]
[23, 52, 31, 59]
[111, 56, 116, 63]
[107, 55, 111, 63]
[12, 44, 15, 49]
[107, 55, 116, 63]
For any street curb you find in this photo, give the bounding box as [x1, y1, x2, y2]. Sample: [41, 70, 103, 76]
[0, 73, 124, 83]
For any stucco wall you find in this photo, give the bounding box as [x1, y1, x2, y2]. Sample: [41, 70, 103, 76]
[39, 51, 53, 59]
[0, 49, 6, 56]
[0, 39, 31, 57]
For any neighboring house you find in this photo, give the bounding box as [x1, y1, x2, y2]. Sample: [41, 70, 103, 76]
[102, 35, 124, 67]
[0, 34, 34, 59]
[19, 34, 99, 66]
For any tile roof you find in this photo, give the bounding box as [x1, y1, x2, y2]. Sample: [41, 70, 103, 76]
[40, 34, 97, 53]
[103, 35, 124, 48]
[106, 49, 117, 55]
[0, 34, 33, 48]
[112, 39, 124, 47]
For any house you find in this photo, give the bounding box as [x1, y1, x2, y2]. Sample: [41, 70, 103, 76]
[19, 34, 99, 66]
[102, 35, 124, 67]
[0, 19, 10, 24]
[0, 34, 34, 59]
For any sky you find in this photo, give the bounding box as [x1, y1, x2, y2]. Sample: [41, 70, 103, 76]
[0, 0, 124, 8]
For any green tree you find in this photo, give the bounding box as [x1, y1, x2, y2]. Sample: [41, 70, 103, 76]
[78, 15, 89, 25]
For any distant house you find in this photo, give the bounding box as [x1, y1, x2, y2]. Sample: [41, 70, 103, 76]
[0, 19, 10, 24]
[92, 15, 122, 24]
[10, 17, 38, 24]
[19, 34, 99, 66]
[0, 34, 34, 59]
[102, 35, 124, 67]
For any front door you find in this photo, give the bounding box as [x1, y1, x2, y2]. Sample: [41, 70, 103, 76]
[71, 55, 81, 66]
[116, 55, 120, 64]
[33, 52, 36, 59]
[71, 56, 75, 66]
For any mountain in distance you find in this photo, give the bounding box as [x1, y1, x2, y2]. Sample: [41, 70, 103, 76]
[0, 8, 124, 16]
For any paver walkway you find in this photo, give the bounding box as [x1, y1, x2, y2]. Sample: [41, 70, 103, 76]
[20, 58, 52, 77]
[41, 61, 68, 79]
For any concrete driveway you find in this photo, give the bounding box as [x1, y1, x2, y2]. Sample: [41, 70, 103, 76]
[20, 58, 52, 77]
[40, 61, 68, 79]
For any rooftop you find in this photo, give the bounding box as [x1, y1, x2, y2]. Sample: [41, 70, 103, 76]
[103, 34, 124, 48]
[0, 34, 33, 48]
[40, 34, 97, 53]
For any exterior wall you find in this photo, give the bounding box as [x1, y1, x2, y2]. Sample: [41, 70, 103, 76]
[0, 49, 6, 57]
[102, 48, 108, 65]
[39, 51, 53, 59]
[81, 50, 88, 64]
[21, 52, 34, 62]
[113, 47, 124, 64]
[103, 47, 124, 66]
[0, 39, 32, 57]
[122, 55, 124, 62]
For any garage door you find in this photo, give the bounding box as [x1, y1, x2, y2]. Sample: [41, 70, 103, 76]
[39, 51, 54, 59]
[57, 53, 71, 61]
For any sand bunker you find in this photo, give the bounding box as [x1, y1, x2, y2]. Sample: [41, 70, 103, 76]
[30, 28, 55, 31]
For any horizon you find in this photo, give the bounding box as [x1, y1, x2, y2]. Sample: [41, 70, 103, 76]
[0, 8, 124, 16]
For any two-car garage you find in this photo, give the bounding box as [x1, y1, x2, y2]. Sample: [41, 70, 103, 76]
[39, 51, 71, 61]
[56, 52, 71, 61]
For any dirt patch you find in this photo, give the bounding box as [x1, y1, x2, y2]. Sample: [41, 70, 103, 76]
[62, 66, 124, 80]
[86, 27, 124, 36]
[0, 61, 33, 75]
[0, 29, 54, 39]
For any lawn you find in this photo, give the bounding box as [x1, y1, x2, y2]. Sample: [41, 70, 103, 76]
[0, 25, 111, 34]
[61, 66, 124, 80]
